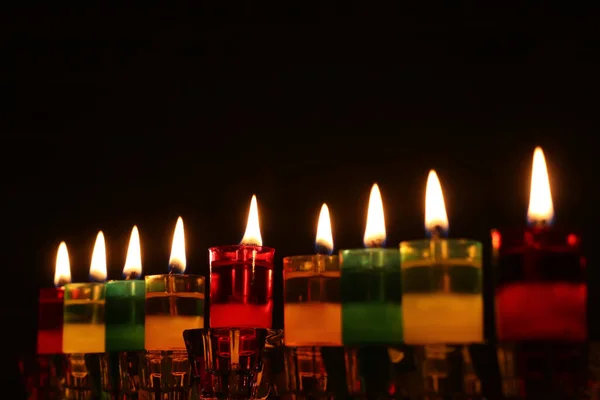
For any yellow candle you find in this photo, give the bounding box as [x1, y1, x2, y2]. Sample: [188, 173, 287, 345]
[63, 284, 106, 353]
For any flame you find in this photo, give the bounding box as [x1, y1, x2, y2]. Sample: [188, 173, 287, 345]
[240, 195, 263, 246]
[363, 184, 386, 248]
[425, 170, 449, 234]
[89, 231, 107, 282]
[315, 203, 334, 254]
[169, 217, 186, 274]
[54, 242, 72, 287]
[123, 225, 142, 278]
[527, 147, 554, 225]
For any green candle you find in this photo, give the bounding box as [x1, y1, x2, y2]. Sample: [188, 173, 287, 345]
[105, 226, 145, 352]
[340, 184, 402, 345]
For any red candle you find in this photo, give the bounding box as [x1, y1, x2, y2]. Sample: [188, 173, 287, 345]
[209, 195, 275, 329]
[493, 147, 586, 341]
[37, 242, 71, 354]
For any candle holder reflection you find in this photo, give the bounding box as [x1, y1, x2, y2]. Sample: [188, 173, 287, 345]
[183, 328, 278, 400]
[496, 341, 587, 399]
[20, 353, 66, 400]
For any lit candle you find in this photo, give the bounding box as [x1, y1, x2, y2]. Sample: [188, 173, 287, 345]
[105, 226, 145, 352]
[283, 203, 341, 346]
[400, 170, 483, 344]
[144, 217, 206, 350]
[493, 147, 586, 341]
[209, 195, 275, 329]
[63, 231, 107, 353]
[340, 184, 402, 345]
[37, 242, 71, 354]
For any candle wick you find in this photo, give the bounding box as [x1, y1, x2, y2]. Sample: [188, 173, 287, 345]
[125, 272, 139, 281]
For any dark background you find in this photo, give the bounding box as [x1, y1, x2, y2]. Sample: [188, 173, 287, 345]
[2, 4, 599, 395]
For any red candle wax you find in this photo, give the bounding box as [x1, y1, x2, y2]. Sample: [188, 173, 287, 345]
[209, 245, 275, 329]
[492, 227, 586, 341]
[37, 288, 64, 354]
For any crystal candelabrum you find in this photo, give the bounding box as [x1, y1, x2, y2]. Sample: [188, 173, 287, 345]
[60, 231, 108, 400]
[282, 204, 343, 399]
[340, 184, 402, 345]
[209, 195, 275, 329]
[141, 217, 205, 400]
[400, 170, 483, 345]
[100, 226, 146, 399]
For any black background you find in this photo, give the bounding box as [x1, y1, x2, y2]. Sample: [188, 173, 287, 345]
[2, 4, 599, 396]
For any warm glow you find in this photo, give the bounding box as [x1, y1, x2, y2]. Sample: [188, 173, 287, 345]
[527, 146, 554, 225]
[240, 195, 263, 246]
[89, 231, 108, 282]
[123, 225, 142, 278]
[425, 170, 449, 234]
[169, 217, 186, 273]
[54, 242, 72, 287]
[315, 203, 334, 254]
[363, 184, 386, 247]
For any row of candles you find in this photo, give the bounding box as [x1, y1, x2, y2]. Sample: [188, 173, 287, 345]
[37, 147, 585, 357]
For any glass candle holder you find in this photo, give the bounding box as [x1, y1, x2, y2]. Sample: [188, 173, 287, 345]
[37, 288, 64, 355]
[400, 239, 483, 344]
[339, 248, 402, 345]
[283, 254, 341, 347]
[62, 353, 103, 400]
[144, 274, 205, 350]
[63, 283, 106, 353]
[139, 349, 191, 400]
[195, 328, 273, 399]
[105, 280, 145, 352]
[100, 351, 142, 399]
[492, 228, 586, 341]
[209, 245, 275, 329]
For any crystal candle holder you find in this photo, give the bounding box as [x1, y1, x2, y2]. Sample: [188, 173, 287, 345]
[62, 353, 103, 400]
[492, 228, 586, 341]
[100, 351, 142, 399]
[339, 248, 402, 345]
[400, 239, 483, 344]
[139, 350, 191, 400]
[283, 254, 341, 347]
[144, 274, 205, 350]
[63, 283, 106, 354]
[186, 328, 275, 399]
[37, 288, 65, 355]
[209, 245, 275, 329]
[105, 279, 145, 352]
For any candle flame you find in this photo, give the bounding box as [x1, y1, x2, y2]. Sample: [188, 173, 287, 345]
[240, 195, 263, 246]
[315, 203, 334, 255]
[90, 231, 107, 282]
[123, 225, 142, 279]
[527, 146, 554, 225]
[363, 183, 386, 248]
[169, 217, 186, 274]
[54, 242, 72, 287]
[425, 170, 449, 235]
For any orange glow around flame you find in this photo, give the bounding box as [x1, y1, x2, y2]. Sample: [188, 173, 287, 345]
[315, 203, 334, 254]
[527, 146, 554, 225]
[90, 231, 108, 282]
[241, 195, 263, 246]
[364, 184, 386, 248]
[425, 170, 449, 235]
[123, 225, 142, 278]
[169, 217, 186, 274]
[54, 241, 72, 287]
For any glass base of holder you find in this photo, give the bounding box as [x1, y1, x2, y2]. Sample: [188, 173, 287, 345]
[183, 328, 282, 400]
[100, 351, 143, 399]
[62, 353, 103, 400]
[21, 354, 67, 400]
[139, 350, 192, 400]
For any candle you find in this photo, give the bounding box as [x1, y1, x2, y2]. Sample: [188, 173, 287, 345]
[105, 226, 145, 352]
[209, 195, 275, 329]
[145, 217, 205, 350]
[340, 184, 402, 345]
[63, 231, 107, 353]
[37, 242, 71, 354]
[493, 147, 586, 341]
[400, 170, 483, 344]
[284, 203, 341, 346]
